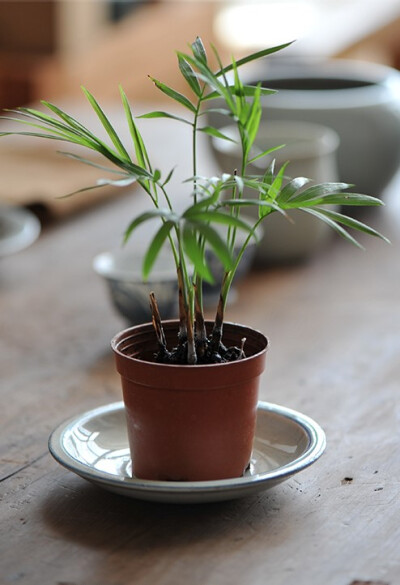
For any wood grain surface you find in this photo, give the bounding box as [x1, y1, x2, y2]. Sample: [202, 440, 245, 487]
[1, 120, 399, 585]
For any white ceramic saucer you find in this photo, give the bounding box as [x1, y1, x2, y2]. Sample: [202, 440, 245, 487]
[0, 205, 41, 257]
[48, 401, 326, 504]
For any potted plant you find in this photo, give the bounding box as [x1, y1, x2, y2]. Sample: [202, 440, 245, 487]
[1, 38, 388, 482]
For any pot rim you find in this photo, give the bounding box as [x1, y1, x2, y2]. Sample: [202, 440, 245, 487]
[111, 319, 269, 370]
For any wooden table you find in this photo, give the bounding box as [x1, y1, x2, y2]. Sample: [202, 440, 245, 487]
[1, 114, 399, 585]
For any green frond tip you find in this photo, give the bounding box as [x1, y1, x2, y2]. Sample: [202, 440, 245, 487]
[301, 206, 390, 249]
[182, 223, 214, 283]
[217, 41, 295, 76]
[119, 85, 151, 172]
[147, 76, 197, 113]
[142, 221, 175, 280]
[81, 86, 132, 162]
[56, 183, 107, 199]
[191, 37, 207, 64]
[123, 209, 179, 244]
[178, 54, 202, 97]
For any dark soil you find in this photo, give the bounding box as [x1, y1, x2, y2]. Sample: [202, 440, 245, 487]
[154, 336, 245, 365]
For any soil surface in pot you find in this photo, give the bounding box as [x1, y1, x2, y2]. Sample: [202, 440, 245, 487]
[155, 330, 246, 365]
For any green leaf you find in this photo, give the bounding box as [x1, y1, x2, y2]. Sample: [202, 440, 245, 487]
[148, 77, 196, 113]
[41, 101, 117, 154]
[211, 42, 231, 94]
[182, 224, 213, 282]
[234, 174, 245, 195]
[287, 182, 352, 205]
[263, 159, 276, 182]
[241, 176, 265, 191]
[217, 41, 294, 76]
[153, 169, 161, 182]
[138, 111, 192, 125]
[124, 161, 154, 179]
[204, 85, 276, 101]
[3, 110, 139, 172]
[194, 73, 235, 106]
[0, 128, 81, 143]
[178, 55, 202, 97]
[185, 209, 254, 234]
[191, 36, 207, 64]
[300, 207, 364, 249]
[97, 176, 138, 188]
[10, 107, 86, 140]
[161, 167, 175, 187]
[198, 107, 232, 117]
[310, 207, 390, 243]
[56, 183, 108, 199]
[177, 53, 234, 110]
[1, 113, 93, 145]
[143, 221, 174, 280]
[261, 161, 289, 210]
[287, 191, 384, 208]
[42, 101, 91, 132]
[232, 58, 244, 99]
[241, 85, 277, 97]
[119, 86, 150, 170]
[242, 85, 262, 159]
[184, 181, 224, 213]
[223, 197, 285, 216]
[276, 177, 311, 205]
[248, 144, 285, 165]
[57, 151, 124, 173]
[189, 221, 234, 271]
[123, 209, 178, 244]
[198, 126, 237, 141]
[81, 87, 131, 161]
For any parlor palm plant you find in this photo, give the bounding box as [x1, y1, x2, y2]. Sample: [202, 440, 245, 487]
[1, 38, 388, 366]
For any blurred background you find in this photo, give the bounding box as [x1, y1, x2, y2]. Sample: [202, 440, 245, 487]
[0, 0, 399, 110]
[1, 0, 400, 261]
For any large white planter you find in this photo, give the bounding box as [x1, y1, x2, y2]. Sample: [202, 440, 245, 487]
[208, 59, 400, 196]
[211, 120, 340, 264]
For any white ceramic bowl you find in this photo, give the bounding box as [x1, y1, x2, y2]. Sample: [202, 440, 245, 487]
[211, 120, 340, 264]
[93, 247, 178, 324]
[94, 213, 262, 317]
[212, 120, 339, 182]
[208, 58, 400, 196]
[0, 205, 41, 257]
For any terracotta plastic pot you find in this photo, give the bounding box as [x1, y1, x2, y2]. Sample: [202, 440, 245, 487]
[111, 320, 268, 481]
